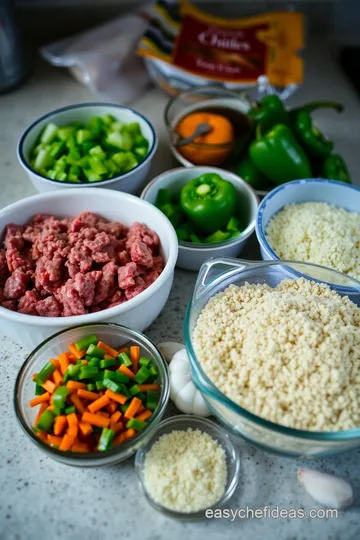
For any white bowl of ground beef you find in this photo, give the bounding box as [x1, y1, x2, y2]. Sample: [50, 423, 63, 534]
[0, 188, 178, 348]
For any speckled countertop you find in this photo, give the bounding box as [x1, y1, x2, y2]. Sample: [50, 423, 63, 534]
[1, 40, 360, 540]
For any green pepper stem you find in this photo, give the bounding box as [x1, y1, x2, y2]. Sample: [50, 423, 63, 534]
[294, 101, 344, 114]
[256, 121, 264, 141]
[196, 183, 211, 196]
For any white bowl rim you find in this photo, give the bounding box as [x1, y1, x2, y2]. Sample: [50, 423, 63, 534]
[0, 187, 178, 325]
[256, 178, 360, 260]
[141, 166, 259, 251]
[17, 102, 158, 187]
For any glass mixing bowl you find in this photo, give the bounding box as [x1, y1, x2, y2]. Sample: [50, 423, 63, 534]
[14, 323, 169, 466]
[184, 258, 360, 457]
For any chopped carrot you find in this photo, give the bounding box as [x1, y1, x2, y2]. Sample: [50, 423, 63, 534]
[58, 353, 70, 375]
[117, 347, 128, 354]
[53, 369, 63, 386]
[67, 353, 76, 363]
[67, 426, 78, 437]
[47, 405, 54, 412]
[111, 411, 122, 424]
[124, 397, 142, 419]
[78, 421, 93, 437]
[54, 415, 67, 436]
[32, 373, 38, 382]
[105, 389, 127, 405]
[66, 381, 86, 391]
[136, 409, 152, 422]
[97, 340, 119, 358]
[30, 392, 50, 407]
[119, 364, 135, 379]
[130, 346, 140, 373]
[69, 393, 86, 414]
[34, 403, 48, 425]
[66, 412, 78, 428]
[103, 353, 115, 360]
[36, 430, 48, 442]
[59, 434, 76, 451]
[124, 428, 136, 440]
[105, 401, 117, 414]
[50, 358, 60, 369]
[88, 394, 110, 413]
[96, 411, 109, 418]
[113, 432, 126, 446]
[42, 380, 56, 394]
[72, 443, 89, 453]
[47, 435, 63, 446]
[82, 412, 110, 428]
[138, 384, 160, 392]
[68, 343, 87, 360]
[112, 422, 124, 433]
[137, 403, 145, 414]
[77, 389, 99, 401]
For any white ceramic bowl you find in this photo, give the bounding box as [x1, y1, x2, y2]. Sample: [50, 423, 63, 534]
[141, 167, 259, 271]
[0, 188, 178, 349]
[256, 179, 360, 262]
[17, 103, 158, 194]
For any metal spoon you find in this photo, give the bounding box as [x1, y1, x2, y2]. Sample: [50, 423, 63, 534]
[174, 123, 212, 147]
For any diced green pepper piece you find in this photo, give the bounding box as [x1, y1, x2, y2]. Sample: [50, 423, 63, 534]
[103, 378, 122, 393]
[64, 364, 81, 382]
[118, 352, 132, 367]
[156, 188, 172, 206]
[75, 335, 98, 351]
[58, 126, 76, 141]
[148, 365, 159, 381]
[119, 403, 129, 413]
[118, 384, 130, 398]
[89, 145, 106, 160]
[190, 233, 201, 244]
[126, 122, 141, 136]
[86, 344, 106, 358]
[83, 169, 102, 182]
[226, 216, 241, 232]
[85, 355, 92, 361]
[134, 366, 150, 384]
[107, 132, 133, 151]
[40, 123, 58, 144]
[53, 406, 62, 416]
[96, 381, 106, 391]
[35, 383, 45, 396]
[89, 116, 103, 137]
[54, 171, 67, 181]
[176, 228, 189, 242]
[137, 392, 146, 402]
[52, 386, 69, 409]
[76, 129, 92, 144]
[204, 230, 230, 244]
[126, 418, 147, 432]
[34, 362, 56, 385]
[98, 428, 115, 451]
[79, 366, 99, 380]
[89, 157, 107, 176]
[88, 357, 101, 367]
[37, 410, 55, 432]
[49, 141, 65, 159]
[103, 370, 129, 384]
[101, 114, 116, 126]
[139, 357, 151, 368]
[87, 383, 96, 391]
[134, 135, 149, 149]
[64, 405, 76, 415]
[34, 149, 54, 172]
[133, 146, 148, 160]
[129, 384, 141, 396]
[100, 358, 116, 369]
[147, 390, 159, 411]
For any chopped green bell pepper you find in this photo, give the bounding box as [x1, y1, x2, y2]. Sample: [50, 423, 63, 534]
[34, 362, 56, 385]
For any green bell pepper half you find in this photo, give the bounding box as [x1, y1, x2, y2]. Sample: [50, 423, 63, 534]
[248, 95, 289, 133]
[249, 123, 312, 185]
[291, 101, 343, 158]
[180, 173, 237, 234]
[321, 153, 351, 183]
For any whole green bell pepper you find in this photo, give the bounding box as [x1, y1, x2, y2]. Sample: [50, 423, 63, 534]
[321, 153, 351, 183]
[235, 156, 269, 190]
[291, 101, 343, 158]
[249, 123, 312, 185]
[180, 173, 236, 234]
[248, 95, 289, 133]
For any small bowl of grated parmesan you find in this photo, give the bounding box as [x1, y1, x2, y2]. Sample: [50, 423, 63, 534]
[134, 415, 240, 519]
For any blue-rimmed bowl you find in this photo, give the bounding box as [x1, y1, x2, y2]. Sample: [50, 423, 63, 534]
[184, 257, 360, 457]
[17, 103, 158, 194]
[256, 179, 360, 268]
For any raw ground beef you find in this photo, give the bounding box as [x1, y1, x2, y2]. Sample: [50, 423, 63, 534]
[0, 212, 164, 317]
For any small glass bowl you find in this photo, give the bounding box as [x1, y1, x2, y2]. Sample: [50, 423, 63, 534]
[14, 323, 169, 467]
[134, 415, 240, 520]
[164, 86, 252, 167]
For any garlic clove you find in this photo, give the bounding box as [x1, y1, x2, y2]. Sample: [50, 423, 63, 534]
[157, 342, 185, 362]
[193, 390, 211, 417]
[297, 468, 353, 510]
[169, 349, 189, 371]
[175, 382, 197, 414]
[169, 368, 191, 400]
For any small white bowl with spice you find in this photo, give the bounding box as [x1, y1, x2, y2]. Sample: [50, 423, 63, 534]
[135, 415, 240, 519]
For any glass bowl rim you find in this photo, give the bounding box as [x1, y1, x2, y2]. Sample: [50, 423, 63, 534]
[134, 414, 240, 519]
[164, 85, 253, 150]
[184, 258, 360, 441]
[14, 322, 170, 462]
